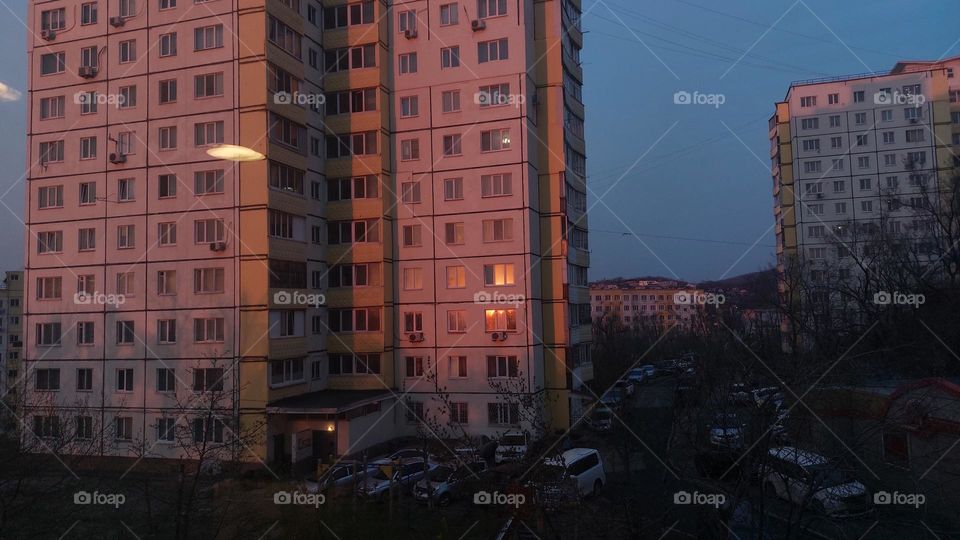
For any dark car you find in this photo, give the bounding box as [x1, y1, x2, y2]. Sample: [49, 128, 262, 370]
[412, 461, 488, 506]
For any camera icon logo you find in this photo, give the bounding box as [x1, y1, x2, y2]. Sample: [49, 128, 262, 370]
[74, 491, 92, 505]
[273, 491, 292, 505]
[673, 490, 691, 504]
[473, 291, 492, 304]
[673, 292, 692, 305]
[474, 490, 492, 505]
[273, 291, 292, 305]
[74, 292, 92, 305]
[473, 91, 491, 106]
[873, 91, 890, 105]
[873, 291, 891, 305]
[874, 491, 891, 505]
[274, 91, 292, 105]
[673, 91, 692, 105]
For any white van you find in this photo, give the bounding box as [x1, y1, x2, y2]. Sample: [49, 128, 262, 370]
[759, 447, 870, 516]
[539, 448, 606, 499]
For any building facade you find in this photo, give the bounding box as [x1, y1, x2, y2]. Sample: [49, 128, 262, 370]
[24, 0, 588, 463]
[0, 271, 23, 433]
[770, 58, 959, 298]
[590, 280, 705, 331]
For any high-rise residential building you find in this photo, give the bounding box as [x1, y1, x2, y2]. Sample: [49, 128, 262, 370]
[0, 271, 23, 433]
[590, 280, 706, 331]
[24, 0, 589, 464]
[771, 57, 959, 298]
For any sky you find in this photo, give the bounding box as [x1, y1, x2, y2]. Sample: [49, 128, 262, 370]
[0, 1, 957, 282]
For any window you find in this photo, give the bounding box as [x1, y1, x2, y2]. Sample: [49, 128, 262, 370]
[268, 162, 305, 194]
[36, 276, 62, 300]
[155, 270, 176, 296]
[398, 10, 417, 32]
[403, 267, 423, 290]
[78, 228, 96, 251]
[447, 310, 467, 333]
[325, 131, 378, 158]
[38, 231, 63, 254]
[116, 368, 134, 392]
[324, 44, 376, 72]
[400, 181, 421, 204]
[853, 90, 865, 103]
[405, 400, 424, 423]
[487, 355, 518, 377]
[118, 40, 136, 63]
[856, 134, 868, 146]
[155, 81, 178, 106]
[859, 177, 872, 190]
[80, 46, 98, 69]
[400, 95, 419, 118]
[858, 156, 870, 169]
[445, 222, 465, 244]
[157, 320, 177, 344]
[833, 180, 845, 193]
[446, 266, 466, 288]
[39, 96, 65, 120]
[194, 219, 225, 244]
[327, 175, 378, 200]
[442, 90, 461, 113]
[158, 126, 177, 151]
[835, 202, 847, 214]
[157, 418, 176, 442]
[193, 318, 225, 343]
[441, 46, 460, 68]
[882, 109, 893, 122]
[192, 418, 225, 443]
[39, 141, 64, 163]
[828, 115, 841, 127]
[81, 2, 98, 25]
[443, 177, 463, 200]
[861, 200, 874, 213]
[478, 0, 507, 18]
[481, 129, 510, 152]
[402, 224, 422, 247]
[194, 170, 225, 195]
[76, 368, 93, 390]
[478, 38, 508, 63]
[116, 321, 135, 344]
[449, 356, 467, 378]
[478, 83, 511, 108]
[158, 174, 177, 199]
[442, 134, 463, 156]
[328, 308, 381, 332]
[327, 219, 380, 245]
[194, 73, 224, 98]
[403, 312, 423, 333]
[906, 129, 924, 143]
[324, 88, 376, 115]
[328, 263, 381, 288]
[79, 91, 98, 114]
[40, 52, 65, 75]
[399, 53, 418, 74]
[484, 308, 517, 331]
[270, 357, 305, 385]
[77, 322, 95, 346]
[482, 219, 513, 242]
[160, 0, 176, 10]
[440, 3, 459, 25]
[802, 139, 819, 152]
[193, 268, 224, 293]
[400, 139, 420, 160]
[38, 186, 63, 209]
[35, 368, 61, 390]
[119, 86, 138, 108]
[194, 121, 224, 146]
[488, 403, 519, 425]
[78, 275, 95, 296]
[828, 93, 839, 104]
[405, 356, 425, 378]
[77, 183, 97, 205]
[800, 118, 818, 130]
[195, 24, 224, 51]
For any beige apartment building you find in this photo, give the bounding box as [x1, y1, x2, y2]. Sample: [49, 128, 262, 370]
[24, 0, 589, 464]
[0, 271, 23, 433]
[590, 280, 706, 331]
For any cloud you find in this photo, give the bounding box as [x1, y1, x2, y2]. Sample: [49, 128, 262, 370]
[0, 82, 21, 102]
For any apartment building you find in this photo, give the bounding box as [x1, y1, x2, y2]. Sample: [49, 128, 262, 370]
[590, 280, 705, 331]
[770, 57, 959, 295]
[24, 0, 588, 464]
[0, 271, 23, 433]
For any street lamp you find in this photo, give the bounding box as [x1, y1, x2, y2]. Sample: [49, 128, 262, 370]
[206, 144, 265, 162]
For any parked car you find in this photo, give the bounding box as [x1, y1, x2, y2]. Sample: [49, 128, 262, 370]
[708, 412, 746, 449]
[303, 462, 377, 494]
[614, 378, 635, 397]
[639, 364, 657, 378]
[357, 458, 438, 500]
[728, 383, 753, 405]
[584, 404, 613, 432]
[495, 431, 529, 464]
[371, 447, 433, 465]
[530, 448, 606, 505]
[600, 387, 624, 409]
[412, 460, 487, 506]
[625, 368, 646, 384]
[752, 386, 784, 408]
[758, 447, 870, 516]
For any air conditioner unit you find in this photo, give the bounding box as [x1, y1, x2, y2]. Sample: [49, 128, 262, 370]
[40, 29, 56, 41]
[408, 332, 424, 342]
[491, 331, 507, 341]
[78, 66, 98, 79]
[471, 19, 486, 31]
[404, 28, 417, 39]
[109, 153, 127, 164]
[209, 241, 227, 252]
[109, 16, 125, 28]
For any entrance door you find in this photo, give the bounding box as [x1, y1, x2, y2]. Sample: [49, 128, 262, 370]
[272, 434, 286, 465]
[312, 429, 337, 464]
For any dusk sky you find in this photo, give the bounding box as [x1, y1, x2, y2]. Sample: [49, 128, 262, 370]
[0, 0, 957, 282]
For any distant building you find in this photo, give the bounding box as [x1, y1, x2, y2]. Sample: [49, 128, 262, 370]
[0, 271, 23, 432]
[590, 280, 707, 331]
